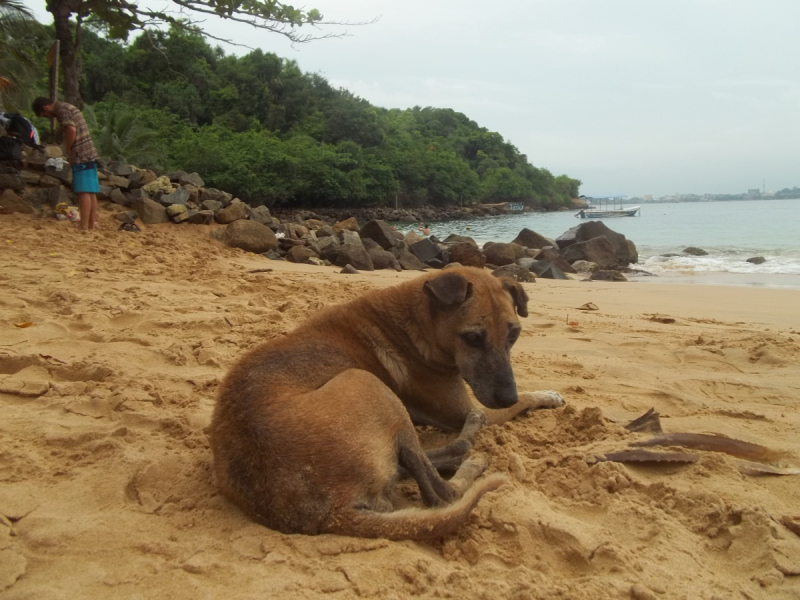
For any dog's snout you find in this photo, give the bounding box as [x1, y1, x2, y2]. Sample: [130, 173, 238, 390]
[494, 383, 518, 408]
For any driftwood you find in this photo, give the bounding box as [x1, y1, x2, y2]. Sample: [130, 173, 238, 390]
[595, 449, 698, 464]
[631, 433, 790, 464]
[624, 408, 663, 433]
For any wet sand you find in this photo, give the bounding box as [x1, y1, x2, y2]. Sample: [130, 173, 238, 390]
[2, 213, 800, 599]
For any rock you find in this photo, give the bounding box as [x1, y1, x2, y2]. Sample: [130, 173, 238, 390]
[368, 246, 402, 271]
[110, 188, 128, 206]
[443, 233, 478, 246]
[250, 205, 275, 226]
[109, 162, 133, 177]
[483, 242, 517, 267]
[527, 260, 568, 280]
[96, 185, 112, 200]
[44, 161, 72, 185]
[199, 188, 231, 206]
[335, 244, 374, 271]
[142, 176, 173, 195]
[160, 186, 190, 207]
[201, 199, 222, 213]
[590, 270, 628, 282]
[286, 245, 319, 264]
[533, 247, 577, 274]
[317, 236, 341, 262]
[333, 216, 360, 233]
[127, 171, 144, 188]
[492, 264, 536, 283]
[340, 229, 363, 247]
[410, 238, 442, 263]
[133, 198, 170, 224]
[426, 258, 445, 269]
[0, 189, 34, 214]
[21, 187, 59, 209]
[44, 144, 62, 158]
[340, 264, 360, 275]
[166, 170, 187, 182]
[19, 170, 40, 186]
[511, 228, 556, 250]
[391, 243, 428, 271]
[359, 219, 401, 250]
[114, 211, 138, 224]
[403, 230, 425, 246]
[126, 188, 149, 202]
[186, 209, 214, 225]
[262, 249, 283, 260]
[166, 203, 188, 217]
[556, 221, 631, 266]
[140, 170, 157, 187]
[0, 167, 24, 191]
[746, 256, 766, 264]
[38, 174, 61, 188]
[683, 246, 708, 256]
[221, 220, 278, 253]
[571, 260, 598, 273]
[627, 239, 639, 263]
[561, 236, 619, 270]
[179, 172, 204, 187]
[106, 175, 130, 189]
[317, 225, 336, 238]
[286, 223, 309, 239]
[304, 218, 327, 230]
[449, 242, 486, 269]
[216, 201, 251, 224]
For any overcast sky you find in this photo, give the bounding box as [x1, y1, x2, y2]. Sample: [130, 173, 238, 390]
[27, 0, 800, 197]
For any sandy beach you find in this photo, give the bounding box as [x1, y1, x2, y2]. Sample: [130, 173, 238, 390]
[2, 212, 800, 599]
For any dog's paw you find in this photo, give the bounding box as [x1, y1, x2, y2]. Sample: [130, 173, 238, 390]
[519, 390, 566, 410]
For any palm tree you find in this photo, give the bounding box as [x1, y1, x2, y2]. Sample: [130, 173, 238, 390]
[0, 0, 43, 111]
[84, 104, 163, 168]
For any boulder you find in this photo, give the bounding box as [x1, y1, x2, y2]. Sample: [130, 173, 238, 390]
[627, 239, 639, 264]
[179, 172, 204, 187]
[199, 188, 231, 206]
[590, 270, 628, 282]
[38, 174, 61, 188]
[746, 256, 766, 265]
[133, 198, 169, 224]
[222, 220, 278, 253]
[340, 229, 363, 247]
[127, 171, 144, 188]
[106, 175, 130, 189]
[443, 234, 477, 246]
[533, 248, 577, 274]
[340, 264, 360, 275]
[391, 243, 428, 271]
[511, 228, 556, 250]
[368, 246, 402, 271]
[0, 167, 24, 191]
[335, 244, 374, 271]
[187, 210, 215, 225]
[250, 205, 275, 227]
[168, 204, 189, 223]
[19, 170, 40, 186]
[126, 188, 148, 203]
[142, 176, 173, 195]
[333, 216, 360, 233]
[410, 238, 442, 263]
[683, 247, 708, 256]
[96, 185, 113, 201]
[359, 219, 400, 250]
[561, 236, 618, 270]
[44, 161, 72, 185]
[492, 264, 535, 283]
[201, 199, 223, 213]
[286, 246, 319, 264]
[216, 201, 251, 224]
[140, 170, 158, 187]
[317, 225, 336, 238]
[0, 189, 34, 214]
[556, 221, 631, 266]
[110, 188, 128, 206]
[527, 260, 568, 280]
[403, 230, 425, 246]
[483, 242, 517, 267]
[166, 170, 187, 183]
[114, 211, 138, 224]
[21, 187, 59, 209]
[571, 260, 598, 273]
[449, 242, 486, 269]
[317, 236, 341, 262]
[159, 186, 190, 207]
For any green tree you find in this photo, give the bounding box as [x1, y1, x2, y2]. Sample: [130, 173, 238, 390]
[84, 103, 163, 167]
[44, 0, 362, 107]
[0, 0, 44, 110]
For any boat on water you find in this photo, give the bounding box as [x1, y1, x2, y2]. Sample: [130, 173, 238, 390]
[575, 206, 640, 218]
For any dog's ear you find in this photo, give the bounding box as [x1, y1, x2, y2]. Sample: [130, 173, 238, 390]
[502, 278, 529, 318]
[424, 272, 473, 307]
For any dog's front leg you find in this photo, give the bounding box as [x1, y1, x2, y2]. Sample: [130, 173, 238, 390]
[481, 390, 566, 426]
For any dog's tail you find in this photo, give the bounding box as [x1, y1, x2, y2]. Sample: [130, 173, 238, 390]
[338, 474, 508, 540]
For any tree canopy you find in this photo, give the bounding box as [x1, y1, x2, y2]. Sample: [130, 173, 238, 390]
[25, 25, 581, 210]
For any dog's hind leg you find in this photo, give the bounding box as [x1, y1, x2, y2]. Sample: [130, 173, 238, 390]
[424, 409, 487, 473]
[397, 429, 458, 506]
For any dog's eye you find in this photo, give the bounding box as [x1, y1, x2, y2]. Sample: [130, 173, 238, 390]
[461, 331, 484, 347]
[508, 328, 521, 345]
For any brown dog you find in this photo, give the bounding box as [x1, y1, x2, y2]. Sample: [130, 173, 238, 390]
[210, 267, 565, 539]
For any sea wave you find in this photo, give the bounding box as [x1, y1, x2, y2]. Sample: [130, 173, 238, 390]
[641, 250, 800, 275]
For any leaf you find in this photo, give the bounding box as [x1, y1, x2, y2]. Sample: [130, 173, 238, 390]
[14, 322, 33, 328]
[577, 302, 598, 311]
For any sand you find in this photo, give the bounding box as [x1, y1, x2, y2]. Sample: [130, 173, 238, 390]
[2, 212, 800, 600]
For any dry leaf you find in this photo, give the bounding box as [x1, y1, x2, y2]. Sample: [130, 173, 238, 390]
[577, 302, 599, 311]
[14, 322, 34, 328]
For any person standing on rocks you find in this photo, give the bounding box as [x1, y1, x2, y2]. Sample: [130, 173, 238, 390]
[32, 97, 99, 232]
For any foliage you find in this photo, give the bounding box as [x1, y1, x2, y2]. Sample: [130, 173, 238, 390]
[84, 103, 163, 168]
[0, 0, 45, 110]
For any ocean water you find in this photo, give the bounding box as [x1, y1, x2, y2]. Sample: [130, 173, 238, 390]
[395, 199, 800, 287]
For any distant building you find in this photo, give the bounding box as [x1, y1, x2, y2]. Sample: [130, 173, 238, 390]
[643, 194, 653, 202]
[747, 188, 761, 197]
